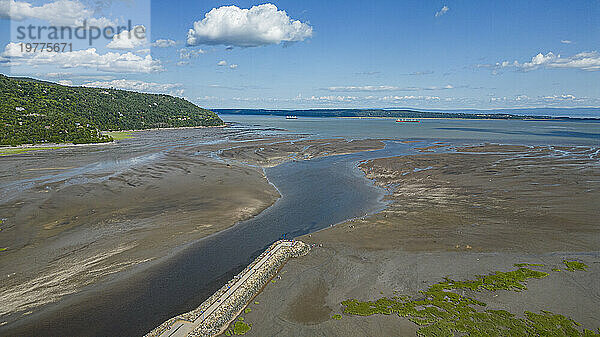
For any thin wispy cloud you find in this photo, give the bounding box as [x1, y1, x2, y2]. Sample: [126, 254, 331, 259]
[561, 40, 573, 44]
[153, 39, 177, 48]
[179, 48, 206, 60]
[355, 71, 381, 76]
[325, 85, 455, 92]
[407, 71, 434, 76]
[435, 5, 449, 17]
[487, 93, 598, 106]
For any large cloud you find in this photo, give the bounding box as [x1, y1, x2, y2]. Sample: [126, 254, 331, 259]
[0, 0, 114, 27]
[84, 79, 184, 96]
[2, 42, 162, 73]
[187, 3, 313, 47]
[498, 51, 600, 71]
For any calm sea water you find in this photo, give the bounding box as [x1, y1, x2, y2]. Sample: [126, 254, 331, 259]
[2, 115, 598, 336]
[221, 114, 599, 146]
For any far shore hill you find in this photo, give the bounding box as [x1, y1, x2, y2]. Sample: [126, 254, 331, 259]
[213, 108, 600, 120]
[0, 74, 223, 146]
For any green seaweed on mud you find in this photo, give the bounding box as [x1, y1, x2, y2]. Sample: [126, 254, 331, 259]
[233, 320, 251, 335]
[341, 267, 599, 336]
[332, 314, 342, 320]
[563, 260, 588, 272]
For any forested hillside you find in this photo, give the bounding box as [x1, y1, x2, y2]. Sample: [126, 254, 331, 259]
[0, 74, 223, 145]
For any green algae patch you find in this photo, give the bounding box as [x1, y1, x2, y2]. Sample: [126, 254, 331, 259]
[244, 308, 252, 314]
[563, 260, 588, 272]
[0, 146, 64, 156]
[233, 320, 251, 335]
[552, 268, 561, 272]
[524, 310, 593, 336]
[341, 267, 599, 337]
[105, 131, 135, 141]
[0, 247, 7, 252]
[332, 314, 342, 320]
[433, 267, 549, 292]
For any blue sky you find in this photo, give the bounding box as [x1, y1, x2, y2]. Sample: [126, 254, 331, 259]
[1, 0, 599, 111]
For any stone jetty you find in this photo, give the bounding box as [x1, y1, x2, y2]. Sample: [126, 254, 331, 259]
[145, 240, 310, 337]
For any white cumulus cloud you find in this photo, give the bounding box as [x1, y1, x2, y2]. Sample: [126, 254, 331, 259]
[435, 5, 449, 17]
[83, 79, 184, 96]
[0, 0, 114, 27]
[106, 25, 147, 50]
[229, 64, 238, 69]
[187, 3, 313, 47]
[2, 42, 163, 73]
[217, 60, 227, 66]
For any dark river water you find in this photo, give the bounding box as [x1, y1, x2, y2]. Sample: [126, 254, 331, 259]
[2, 115, 598, 336]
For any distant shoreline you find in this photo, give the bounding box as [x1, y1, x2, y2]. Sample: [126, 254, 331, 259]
[103, 124, 227, 133]
[333, 116, 591, 121]
[215, 109, 600, 121]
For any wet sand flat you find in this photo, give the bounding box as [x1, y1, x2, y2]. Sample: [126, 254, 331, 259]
[0, 131, 281, 327]
[220, 138, 385, 167]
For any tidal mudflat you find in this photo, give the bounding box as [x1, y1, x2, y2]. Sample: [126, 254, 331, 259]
[1, 119, 598, 336]
[243, 143, 600, 336]
[0, 126, 386, 336]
